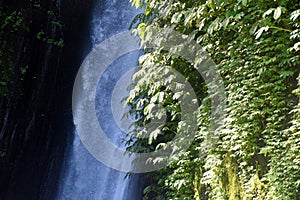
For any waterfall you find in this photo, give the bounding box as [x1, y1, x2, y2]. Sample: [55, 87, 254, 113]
[56, 0, 143, 199]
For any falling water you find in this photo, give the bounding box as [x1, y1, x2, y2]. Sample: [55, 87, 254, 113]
[56, 0, 143, 199]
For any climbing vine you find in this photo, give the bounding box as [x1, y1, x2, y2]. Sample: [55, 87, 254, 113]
[127, 0, 300, 199]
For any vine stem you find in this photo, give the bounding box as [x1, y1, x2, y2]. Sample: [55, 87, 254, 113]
[269, 25, 292, 32]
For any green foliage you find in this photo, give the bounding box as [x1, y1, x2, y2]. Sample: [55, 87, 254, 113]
[1, 10, 23, 32]
[36, 6, 64, 47]
[127, 0, 300, 199]
[272, 74, 300, 199]
[36, 20, 65, 47]
[0, 7, 25, 96]
[0, 2, 65, 96]
[0, 149, 7, 158]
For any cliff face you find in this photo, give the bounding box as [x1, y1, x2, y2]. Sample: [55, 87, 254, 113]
[0, 0, 94, 199]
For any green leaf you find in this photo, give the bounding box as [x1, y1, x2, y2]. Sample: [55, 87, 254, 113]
[274, 7, 282, 20]
[279, 70, 294, 78]
[0, 82, 7, 86]
[149, 129, 160, 144]
[137, 23, 147, 40]
[249, 23, 258, 35]
[173, 91, 183, 100]
[263, 8, 274, 18]
[255, 26, 269, 39]
[171, 13, 182, 24]
[36, 31, 44, 40]
[222, 18, 230, 28]
[291, 9, 300, 21]
[131, 0, 141, 8]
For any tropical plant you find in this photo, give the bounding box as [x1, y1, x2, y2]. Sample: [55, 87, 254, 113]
[127, 0, 300, 199]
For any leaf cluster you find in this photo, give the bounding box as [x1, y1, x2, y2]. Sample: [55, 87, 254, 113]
[127, 0, 300, 199]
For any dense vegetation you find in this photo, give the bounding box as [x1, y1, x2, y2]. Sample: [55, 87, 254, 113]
[126, 0, 300, 199]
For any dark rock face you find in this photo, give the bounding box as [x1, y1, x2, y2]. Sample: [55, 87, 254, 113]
[0, 0, 94, 199]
